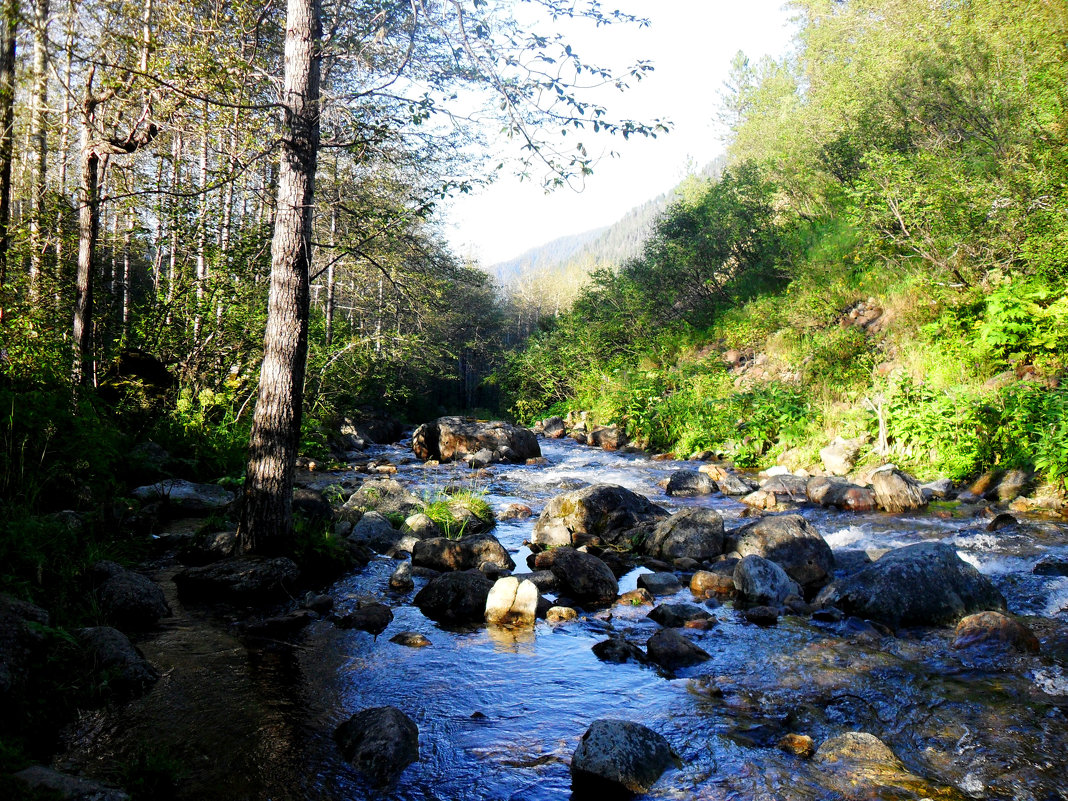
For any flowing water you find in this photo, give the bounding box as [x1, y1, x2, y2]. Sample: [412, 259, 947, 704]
[58, 438, 1068, 800]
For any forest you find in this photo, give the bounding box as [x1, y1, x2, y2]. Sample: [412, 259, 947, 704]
[1, 0, 1067, 798]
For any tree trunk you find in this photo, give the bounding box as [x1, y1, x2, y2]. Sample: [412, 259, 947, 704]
[193, 102, 208, 341]
[28, 0, 49, 302]
[73, 134, 100, 388]
[238, 0, 321, 554]
[0, 0, 16, 320]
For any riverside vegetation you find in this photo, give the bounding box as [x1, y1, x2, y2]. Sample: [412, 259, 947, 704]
[0, 0, 1067, 798]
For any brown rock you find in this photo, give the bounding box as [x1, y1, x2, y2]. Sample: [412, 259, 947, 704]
[952, 611, 1040, 654]
[778, 733, 816, 758]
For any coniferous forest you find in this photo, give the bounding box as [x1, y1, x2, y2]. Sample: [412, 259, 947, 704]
[2, 1, 1068, 799]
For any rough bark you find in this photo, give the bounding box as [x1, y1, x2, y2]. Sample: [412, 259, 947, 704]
[238, 0, 321, 554]
[0, 0, 16, 316]
[28, 0, 49, 301]
[72, 132, 100, 387]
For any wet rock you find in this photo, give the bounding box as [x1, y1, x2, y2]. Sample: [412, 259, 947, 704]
[637, 572, 682, 596]
[870, 467, 927, 512]
[532, 484, 668, 549]
[91, 561, 170, 630]
[832, 549, 874, 576]
[445, 499, 496, 535]
[951, 611, 1040, 654]
[498, 503, 533, 521]
[336, 603, 394, 637]
[402, 513, 441, 539]
[617, 588, 654, 607]
[815, 732, 900, 767]
[699, 464, 758, 496]
[334, 706, 419, 785]
[342, 479, 423, 520]
[485, 577, 539, 627]
[512, 570, 558, 593]
[592, 637, 650, 665]
[778, 733, 816, 758]
[806, 477, 877, 512]
[389, 561, 414, 592]
[244, 609, 317, 637]
[411, 534, 515, 573]
[177, 529, 238, 566]
[743, 606, 780, 626]
[412, 417, 540, 464]
[646, 628, 710, 669]
[348, 511, 402, 553]
[985, 512, 1017, 532]
[665, 469, 716, 497]
[741, 488, 804, 512]
[390, 631, 431, 647]
[734, 555, 801, 607]
[174, 557, 300, 602]
[820, 436, 865, 476]
[570, 719, 677, 795]
[546, 606, 578, 623]
[811, 731, 959, 798]
[413, 571, 493, 625]
[814, 542, 1006, 628]
[760, 474, 810, 499]
[541, 416, 566, 438]
[467, 448, 496, 469]
[643, 508, 725, 562]
[690, 563, 738, 599]
[549, 547, 619, 608]
[130, 478, 234, 514]
[921, 478, 956, 501]
[13, 765, 131, 801]
[730, 515, 834, 593]
[647, 603, 712, 628]
[1034, 556, 1068, 577]
[302, 593, 334, 614]
[77, 626, 158, 698]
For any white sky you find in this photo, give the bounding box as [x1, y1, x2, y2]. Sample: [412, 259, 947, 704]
[443, 0, 796, 266]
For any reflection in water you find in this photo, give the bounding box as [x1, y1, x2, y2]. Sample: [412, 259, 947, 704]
[57, 437, 1068, 800]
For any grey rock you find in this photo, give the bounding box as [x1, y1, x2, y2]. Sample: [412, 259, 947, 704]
[177, 529, 238, 566]
[647, 603, 712, 628]
[414, 571, 493, 624]
[637, 572, 682, 596]
[665, 469, 716, 497]
[820, 436, 865, 476]
[592, 637, 650, 664]
[349, 511, 402, 553]
[130, 478, 233, 514]
[77, 626, 158, 697]
[174, 557, 300, 602]
[730, 514, 834, 592]
[334, 706, 419, 785]
[412, 416, 540, 464]
[389, 561, 415, 592]
[549, 547, 619, 607]
[532, 484, 668, 549]
[571, 719, 677, 794]
[0, 594, 50, 701]
[644, 508, 725, 562]
[336, 603, 393, 637]
[342, 479, 423, 520]
[871, 467, 927, 512]
[734, 555, 801, 607]
[646, 628, 710, 669]
[92, 561, 170, 630]
[411, 534, 515, 573]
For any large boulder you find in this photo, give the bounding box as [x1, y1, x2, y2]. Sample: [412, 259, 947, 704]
[646, 628, 710, 669]
[814, 542, 1006, 628]
[334, 706, 419, 786]
[647, 603, 712, 628]
[177, 529, 238, 566]
[665, 470, 716, 497]
[588, 425, 627, 451]
[532, 484, 668, 549]
[341, 479, 423, 520]
[806, 477, 877, 513]
[699, 464, 758, 496]
[174, 557, 300, 602]
[335, 603, 394, 637]
[729, 514, 834, 593]
[870, 467, 927, 512]
[951, 611, 1040, 654]
[348, 511, 405, 554]
[411, 534, 515, 573]
[0, 594, 50, 704]
[77, 626, 158, 698]
[733, 555, 801, 607]
[411, 416, 540, 464]
[485, 577, 539, 627]
[571, 719, 677, 795]
[549, 547, 619, 608]
[541, 416, 566, 439]
[820, 436, 865, 476]
[92, 561, 171, 630]
[414, 571, 493, 625]
[130, 478, 234, 515]
[643, 508, 725, 562]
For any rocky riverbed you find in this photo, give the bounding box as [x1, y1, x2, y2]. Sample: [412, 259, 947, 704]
[41, 435, 1068, 800]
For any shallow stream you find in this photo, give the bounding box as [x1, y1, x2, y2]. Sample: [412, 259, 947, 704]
[58, 438, 1068, 799]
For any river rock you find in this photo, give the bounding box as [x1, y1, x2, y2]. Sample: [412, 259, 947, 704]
[870, 467, 927, 512]
[760, 474, 810, 500]
[334, 706, 419, 785]
[13, 766, 131, 801]
[512, 570, 558, 593]
[778, 733, 816, 758]
[743, 605, 780, 626]
[734, 555, 801, 607]
[130, 478, 234, 514]
[413, 571, 493, 624]
[571, 719, 677, 794]
[177, 529, 238, 566]
[618, 588, 654, 606]
[341, 479, 423, 520]
[592, 636, 650, 664]
[812, 731, 956, 798]
[643, 508, 725, 562]
[348, 511, 403, 553]
[485, 577, 539, 627]
[921, 478, 956, 501]
[91, 561, 170, 630]
[588, 425, 627, 451]
[807, 477, 877, 512]
[411, 534, 515, 573]
[814, 542, 1006, 628]
[690, 566, 738, 600]
[951, 611, 1040, 654]
[646, 628, 710, 669]
[389, 561, 414, 592]
[174, 557, 300, 602]
[549, 547, 618, 607]
[729, 514, 834, 592]
[547, 606, 578, 623]
[402, 513, 441, 539]
[541, 416, 566, 438]
[648, 603, 712, 628]
[336, 603, 394, 637]
[412, 416, 540, 464]
[815, 732, 902, 769]
[292, 486, 333, 525]
[390, 631, 431, 647]
[1034, 556, 1068, 577]
[820, 436, 865, 476]
[532, 484, 668, 549]
[637, 572, 682, 596]
[699, 464, 758, 496]
[0, 594, 50, 704]
[78, 626, 158, 697]
[665, 469, 716, 497]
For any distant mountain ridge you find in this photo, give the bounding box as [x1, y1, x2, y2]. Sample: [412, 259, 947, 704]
[489, 157, 726, 291]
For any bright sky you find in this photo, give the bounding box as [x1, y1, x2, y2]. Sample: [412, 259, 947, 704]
[444, 0, 796, 266]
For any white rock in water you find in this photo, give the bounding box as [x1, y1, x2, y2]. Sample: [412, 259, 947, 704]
[485, 576, 538, 627]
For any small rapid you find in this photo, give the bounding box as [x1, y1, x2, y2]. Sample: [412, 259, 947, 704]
[57, 437, 1068, 800]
